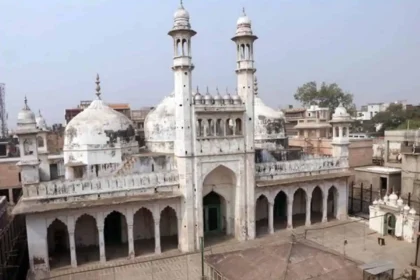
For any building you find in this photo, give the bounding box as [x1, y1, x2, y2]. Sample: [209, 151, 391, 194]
[288, 105, 373, 167]
[12, 5, 352, 279]
[131, 107, 153, 146]
[282, 107, 306, 137]
[356, 100, 408, 121]
[65, 100, 131, 124]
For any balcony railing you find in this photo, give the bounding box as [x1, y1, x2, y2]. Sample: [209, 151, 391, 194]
[22, 171, 179, 201]
[255, 156, 349, 180]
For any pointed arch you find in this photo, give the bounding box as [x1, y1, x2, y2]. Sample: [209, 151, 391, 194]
[203, 164, 236, 187]
[133, 207, 155, 256]
[47, 219, 70, 269]
[327, 186, 339, 220]
[160, 206, 178, 252]
[292, 188, 307, 228]
[311, 186, 323, 224]
[255, 194, 269, 236]
[274, 190, 288, 231]
[75, 214, 99, 265]
[104, 210, 128, 260]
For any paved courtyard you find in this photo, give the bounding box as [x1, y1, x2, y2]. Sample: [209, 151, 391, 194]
[45, 218, 419, 280]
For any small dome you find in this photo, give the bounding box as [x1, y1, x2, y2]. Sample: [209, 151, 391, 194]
[223, 93, 232, 104]
[17, 97, 36, 126]
[409, 208, 417, 215]
[174, 6, 189, 20]
[232, 94, 241, 101]
[397, 197, 404, 206]
[194, 92, 203, 102]
[237, 15, 251, 25]
[204, 93, 213, 101]
[214, 93, 222, 101]
[36, 110, 48, 131]
[372, 199, 378, 205]
[389, 192, 398, 201]
[404, 204, 410, 211]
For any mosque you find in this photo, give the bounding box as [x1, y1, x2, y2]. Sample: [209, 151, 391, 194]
[12, 3, 352, 279]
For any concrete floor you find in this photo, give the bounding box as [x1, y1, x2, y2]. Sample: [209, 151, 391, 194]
[47, 218, 419, 280]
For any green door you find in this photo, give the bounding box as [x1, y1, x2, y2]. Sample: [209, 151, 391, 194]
[204, 205, 221, 233]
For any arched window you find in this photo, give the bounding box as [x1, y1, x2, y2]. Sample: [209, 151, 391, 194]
[335, 127, 339, 138]
[207, 119, 215, 136]
[182, 39, 187, 56]
[176, 39, 181, 56]
[342, 127, 347, 137]
[226, 119, 233, 136]
[235, 118, 242, 135]
[245, 44, 250, 60]
[37, 136, 44, 148]
[197, 119, 203, 137]
[240, 44, 245, 59]
[216, 119, 223, 136]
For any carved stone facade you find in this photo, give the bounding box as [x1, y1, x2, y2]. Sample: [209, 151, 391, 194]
[13, 4, 352, 280]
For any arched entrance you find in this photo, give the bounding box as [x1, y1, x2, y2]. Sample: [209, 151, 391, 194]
[311, 186, 323, 224]
[203, 191, 224, 234]
[327, 186, 338, 220]
[104, 211, 128, 260]
[202, 165, 236, 242]
[385, 213, 396, 236]
[160, 206, 178, 252]
[255, 195, 269, 236]
[274, 191, 287, 231]
[47, 219, 70, 269]
[293, 188, 307, 228]
[75, 214, 99, 265]
[133, 207, 155, 256]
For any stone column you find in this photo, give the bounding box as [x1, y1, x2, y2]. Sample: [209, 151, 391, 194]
[322, 194, 328, 223]
[8, 188, 14, 205]
[154, 218, 161, 254]
[305, 195, 312, 226]
[268, 201, 274, 234]
[127, 224, 134, 259]
[68, 231, 77, 267]
[339, 126, 343, 138]
[287, 198, 294, 229]
[97, 224, 106, 263]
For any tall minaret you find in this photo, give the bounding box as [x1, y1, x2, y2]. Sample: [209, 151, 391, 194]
[232, 9, 258, 240]
[168, 1, 196, 252]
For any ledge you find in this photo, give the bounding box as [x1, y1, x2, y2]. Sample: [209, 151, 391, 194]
[256, 171, 353, 187]
[12, 191, 182, 215]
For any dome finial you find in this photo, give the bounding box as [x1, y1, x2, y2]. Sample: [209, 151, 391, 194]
[206, 86, 209, 94]
[23, 96, 30, 110]
[95, 73, 101, 100]
[196, 85, 200, 94]
[242, 7, 246, 16]
[38, 109, 42, 116]
[180, 0, 184, 8]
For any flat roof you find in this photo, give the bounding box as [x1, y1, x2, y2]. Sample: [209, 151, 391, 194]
[354, 166, 401, 175]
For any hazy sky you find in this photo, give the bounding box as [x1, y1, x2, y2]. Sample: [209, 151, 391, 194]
[1, 0, 420, 127]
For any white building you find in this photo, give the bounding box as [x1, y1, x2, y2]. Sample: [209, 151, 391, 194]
[356, 101, 408, 121]
[369, 193, 419, 243]
[13, 4, 353, 279]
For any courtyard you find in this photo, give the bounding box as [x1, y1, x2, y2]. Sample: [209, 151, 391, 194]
[44, 218, 419, 280]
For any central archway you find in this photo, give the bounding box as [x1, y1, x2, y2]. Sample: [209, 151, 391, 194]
[292, 188, 307, 228]
[255, 195, 269, 236]
[47, 219, 70, 269]
[274, 191, 287, 231]
[202, 165, 236, 243]
[311, 186, 323, 224]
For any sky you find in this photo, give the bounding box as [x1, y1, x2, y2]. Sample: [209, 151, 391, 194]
[1, 0, 420, 127]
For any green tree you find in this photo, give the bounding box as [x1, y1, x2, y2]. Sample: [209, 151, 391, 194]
[371, 103, 420, 134]
[294, 81, 355, 115]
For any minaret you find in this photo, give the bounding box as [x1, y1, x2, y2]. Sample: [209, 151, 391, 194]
[168, 1, 196, 252]
[329, 103, 353, 160]
[16, 97, 40, 186]
[231, 9, 258, 240]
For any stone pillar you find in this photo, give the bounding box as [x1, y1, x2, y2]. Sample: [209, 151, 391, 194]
[322, 194, 328, 223]
[154, 218, 161, 254]
[287, 198, 294, 229]
[97, 219, 106, 263]
[305, 195, 312, 226]
[268, 201, 274, 234]
[69, 231, 77, 267]
[339, 127, 343, 138]
[8, 188, 14, 205]
[127, 224, 134, 259]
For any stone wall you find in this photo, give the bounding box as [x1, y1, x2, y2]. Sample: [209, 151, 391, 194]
[288, 138, 373, 167]
[0, 158, 20, 189]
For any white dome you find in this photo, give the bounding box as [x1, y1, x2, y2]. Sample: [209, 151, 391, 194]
[16, 97, 38, 133]
[144, 94, 176, 153]
[64, 99, 135, 147]
[36, 110, 48, 131]
[237, 15, 251, 25]
[254, 96, 285, 140]
[174, 6, 189, 20]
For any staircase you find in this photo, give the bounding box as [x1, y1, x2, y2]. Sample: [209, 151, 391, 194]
[113, 156, 138, 176]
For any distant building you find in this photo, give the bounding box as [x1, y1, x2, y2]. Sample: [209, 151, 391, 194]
[282, 106, 306, 136]
[65, 100, 131, 124]
[356, 100, 408, 121]
[131, 107, 153, 146]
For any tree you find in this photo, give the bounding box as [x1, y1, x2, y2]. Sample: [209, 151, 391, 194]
[370, 103, 420, 134]
[294, 81, 355, 115]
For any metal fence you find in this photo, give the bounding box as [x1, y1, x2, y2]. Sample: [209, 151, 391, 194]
[0, 214, 28, 280]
